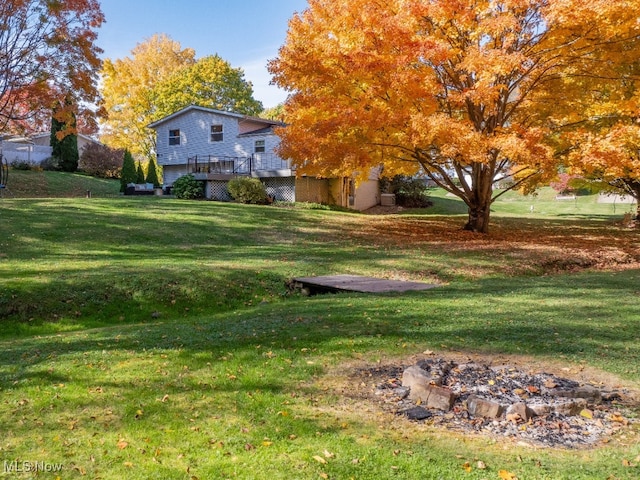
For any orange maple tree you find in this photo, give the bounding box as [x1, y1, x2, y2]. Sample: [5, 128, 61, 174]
[567, 125, 640, 219]
[270, 0, 640, 232]
[0, 0, 104, 135]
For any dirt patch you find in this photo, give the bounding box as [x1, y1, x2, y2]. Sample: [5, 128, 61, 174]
[363, 205, 407, 215]
[329, 352, 640, 449]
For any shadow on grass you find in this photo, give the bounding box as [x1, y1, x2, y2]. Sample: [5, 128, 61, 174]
[409, 195, 468, 216]
[0, 269, 637, 480]
[1, 268, 638, 380]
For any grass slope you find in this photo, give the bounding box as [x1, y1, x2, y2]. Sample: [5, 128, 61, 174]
[0, 194, 639, 479]
[1, 169, 120, 198]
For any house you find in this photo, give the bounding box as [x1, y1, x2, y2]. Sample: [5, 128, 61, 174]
[0, 135, 52, 166]
[0, 132, 103, 167]
[148, 105, 380, 210]
[30, 132, 103, 154]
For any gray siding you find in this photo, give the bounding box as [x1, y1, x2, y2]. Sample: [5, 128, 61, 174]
[154, 109, 285, 168]
[162, 165, 189, 186]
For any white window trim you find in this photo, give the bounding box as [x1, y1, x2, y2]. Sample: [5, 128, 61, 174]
[169, 129, 180, 146]
[210, 124, 223, 142]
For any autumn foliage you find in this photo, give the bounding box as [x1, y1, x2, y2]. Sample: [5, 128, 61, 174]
[567, 124, 640, 217]
[0, 0, 104, 134]
[79, 143, 124, 179]
[100, 35, 263, 161]
[270, 0, 640, 232]
[100, 34, 196, 161]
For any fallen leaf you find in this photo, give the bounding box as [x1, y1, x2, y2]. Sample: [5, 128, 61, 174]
[323, 449, 335, 459]
[610, 413, 628, 425]
[313, 455, 327, 464]
[71, 465, 86, 475]
[462, 461, 472, 472]
[319, 473, 328, 479]
[580, 409, 593, 419]
[499, 470, 518, 480]
[477, 460, 487, 469]
[117, 440, 129, 450]
[161, 394, 169, 403]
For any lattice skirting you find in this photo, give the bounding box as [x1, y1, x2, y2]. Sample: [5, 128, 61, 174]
[206, 177, 295, 202]
[207, 181, 232, 201]
[261, 177, 295, 202]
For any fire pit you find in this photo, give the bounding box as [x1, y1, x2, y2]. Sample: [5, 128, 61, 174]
[362, 357, 637, 448]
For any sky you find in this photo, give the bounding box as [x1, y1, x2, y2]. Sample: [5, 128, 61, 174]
[97, 0, 309, 109]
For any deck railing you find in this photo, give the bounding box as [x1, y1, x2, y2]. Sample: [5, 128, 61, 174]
[251, 153, 292, 172]
[187, 154, 293, 176]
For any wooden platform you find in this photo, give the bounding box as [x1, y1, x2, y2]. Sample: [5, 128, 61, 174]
[292, 275, 438, 294]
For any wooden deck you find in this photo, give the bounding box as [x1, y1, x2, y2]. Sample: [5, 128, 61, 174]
[292, 275, 438, 294]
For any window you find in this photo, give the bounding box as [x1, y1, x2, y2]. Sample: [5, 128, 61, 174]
[210, 124, 223, 142]
[254, 139, 265, 153]
[169, 129, 180, 146]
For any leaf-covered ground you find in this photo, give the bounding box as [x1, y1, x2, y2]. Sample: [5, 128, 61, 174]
[0, 197, 638, 479]
[347, 211, 640, 278]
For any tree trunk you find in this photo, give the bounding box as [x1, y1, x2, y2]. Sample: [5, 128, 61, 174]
[462, 163, 494, 233]
[627, 182, 640, 224]
[464, 201, 492, 233]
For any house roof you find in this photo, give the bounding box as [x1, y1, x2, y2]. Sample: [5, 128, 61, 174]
[30, 132, 103, 145]
[147, 105, 285, 130]
[238, 126, 279, 136]
[0, 134, 32, 143]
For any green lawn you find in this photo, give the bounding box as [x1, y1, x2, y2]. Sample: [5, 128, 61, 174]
[2, 169, 120, 198]
[425, 185, 637, 220]
[0, 186, 639, 478]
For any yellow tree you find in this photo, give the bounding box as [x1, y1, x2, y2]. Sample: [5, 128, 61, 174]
[100, 34, 196, 160]
[270, 0, 640, 232]
[152, 55, 263, 119]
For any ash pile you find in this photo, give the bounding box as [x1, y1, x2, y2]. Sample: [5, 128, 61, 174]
[371, 358, 635, 448]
